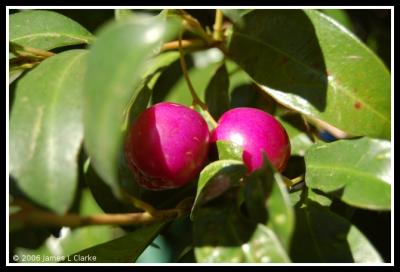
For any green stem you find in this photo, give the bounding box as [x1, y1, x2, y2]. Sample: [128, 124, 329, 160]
[162, 39, 208, 52]
[290, 175, 305, 187]
[282, 175, 305, 189]
[178, 32, 207, 109]
[126, 195, 156, 215]
[213, 9, 224, 41]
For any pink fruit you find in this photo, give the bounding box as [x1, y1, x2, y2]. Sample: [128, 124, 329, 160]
[125, 102, 210, 190]
[211, 108, 290, 172]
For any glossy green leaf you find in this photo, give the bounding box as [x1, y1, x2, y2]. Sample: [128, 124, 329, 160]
[321, 9, 354, 32]
[305, 137, 391, 210]
[216, 140, 244, 161]
[83, 15, 181, 196]
[205, 63, 230, 120]
[191, 160, 246, 218]
[66, 222, 166, 263]
[290, 199, 383, 263]
[228, 10, 390, 139]
[10, 10, 94, 53]
[193, 196, 290, 263]
[243, 155, 294, 250]
[10, 50, 87, 213]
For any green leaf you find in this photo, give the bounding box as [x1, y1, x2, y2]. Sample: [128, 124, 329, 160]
[191, 160, 246, 218]
[243, 155, 294, 250]
[304, 137, 391, 211]
[66, 222, 166, 263]
[9, 68, 25, 84]
[289, 189, 303, 206]
[83, 15, 181, 196]
[10, 50, 87, 213]
[193, 196, 290, 263]
[145, 51, 180, 88]
[308, 188, 333, 207]
[277, 115, 314, 156]
[10, 10, 94, 53]
[228, 10, 390, 139]
[114, 9, 135, 21]
[216, 140, 244, 161]
[290, 199, 383, 263]
[245, 224, 290, 262]
[126, 84, 152, 126]
[321, 9, 354, 33]
[196, 224, 291, 263]
[205, 63, 230, 120]
[221, 9, 252, 28]
[85, 161, 138, 214]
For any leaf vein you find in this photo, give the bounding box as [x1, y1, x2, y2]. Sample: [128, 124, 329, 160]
[233, 31, 389, 123]
[11, 32, 94, 45]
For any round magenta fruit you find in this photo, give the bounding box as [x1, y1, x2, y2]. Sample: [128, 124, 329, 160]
[125, 102, 210, 190]
[211, 107, 290, 172]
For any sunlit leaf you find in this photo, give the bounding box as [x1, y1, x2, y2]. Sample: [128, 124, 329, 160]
[10, 50, 87, 213]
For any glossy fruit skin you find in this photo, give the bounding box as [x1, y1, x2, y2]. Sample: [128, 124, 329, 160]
[211, 107, 290, 172]
[125, 102, 210, 190]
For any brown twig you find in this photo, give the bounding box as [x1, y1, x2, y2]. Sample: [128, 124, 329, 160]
[10, 197, 193, 228]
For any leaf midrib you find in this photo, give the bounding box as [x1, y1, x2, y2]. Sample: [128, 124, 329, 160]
[259, 226, 290, 262]
[232, 31, 390, 124]
[306, 163, 388, 185]
[11, 32, 94, 45]
[45, 51, 86, 209]
[304, 204, 325, 261]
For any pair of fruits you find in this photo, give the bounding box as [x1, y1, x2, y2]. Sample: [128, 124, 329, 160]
[124, 102, 291, 190]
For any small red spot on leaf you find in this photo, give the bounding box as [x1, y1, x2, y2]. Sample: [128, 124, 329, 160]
[282, 57, 289, 65]
[354, 101, 362, 110]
